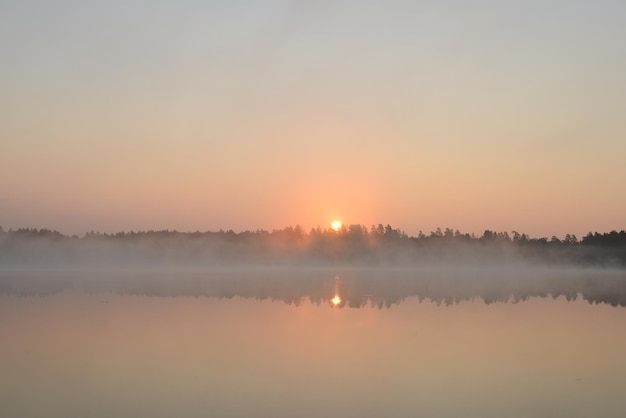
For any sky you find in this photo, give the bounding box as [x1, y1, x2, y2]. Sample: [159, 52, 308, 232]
[1, 0, 625, 238]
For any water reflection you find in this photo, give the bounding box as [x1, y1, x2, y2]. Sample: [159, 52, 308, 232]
[2, 292, 626, 418]
[330, 274, 343, 307]
[1, 267, 625, 307]
[2, 269, 626, 417]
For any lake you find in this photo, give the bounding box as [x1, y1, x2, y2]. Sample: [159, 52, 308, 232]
[1, 268, 626, 417]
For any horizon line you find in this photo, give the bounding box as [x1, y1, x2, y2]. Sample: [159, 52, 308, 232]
[2, 224, 624, 241]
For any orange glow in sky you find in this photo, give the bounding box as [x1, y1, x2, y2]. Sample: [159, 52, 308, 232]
[2, 2, 626, 238]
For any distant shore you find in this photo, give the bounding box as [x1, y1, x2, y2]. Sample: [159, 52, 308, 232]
[1, 226, 625, 267]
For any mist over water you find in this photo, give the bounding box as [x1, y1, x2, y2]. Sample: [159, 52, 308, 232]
[2, 288, 626, 418]
[2, 226, 625, 306]
[1, 266, 626, 308]
[2, 228, 626, 418]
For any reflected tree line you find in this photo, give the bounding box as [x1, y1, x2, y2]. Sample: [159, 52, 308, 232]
[1, 225, 625, 266]
[1, 268, 625, 308]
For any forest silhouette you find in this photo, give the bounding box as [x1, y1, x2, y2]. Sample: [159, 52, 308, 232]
[1, 224, 625, 266]
[2, 224, 625, 307]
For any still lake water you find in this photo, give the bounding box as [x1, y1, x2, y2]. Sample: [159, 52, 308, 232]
[1, 268, 626, 417]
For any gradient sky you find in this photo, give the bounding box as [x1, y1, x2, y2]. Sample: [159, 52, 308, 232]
[1, 0, 625, 237]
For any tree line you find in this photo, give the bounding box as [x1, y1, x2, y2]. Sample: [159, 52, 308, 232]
[1, 224, 625, 266]
[1, 224, 625, 247]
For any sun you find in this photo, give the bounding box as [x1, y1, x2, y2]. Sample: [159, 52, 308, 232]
[331, 295, 342, 306]
[331, 220, 342, 231]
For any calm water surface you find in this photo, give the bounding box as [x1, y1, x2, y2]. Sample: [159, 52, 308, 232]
[1, 272, 626, 417]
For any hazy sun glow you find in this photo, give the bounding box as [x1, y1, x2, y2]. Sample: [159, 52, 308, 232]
[331, 220, 342, 231]
[331, 295, 342, 306]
